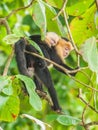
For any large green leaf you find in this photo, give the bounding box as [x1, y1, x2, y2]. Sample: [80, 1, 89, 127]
[28, 39, 43, 56]
[16, 75, 42, 111]
[80, 37, 98, 73]
[3, 34, 20, 45]
[57, 115, 81, 126]
[0, 95, 20, 122]
[32, 1, 46, 39]
[70, 5, 97, 45]
[67, 0, 94, 16]
[75, 68, 93, 88]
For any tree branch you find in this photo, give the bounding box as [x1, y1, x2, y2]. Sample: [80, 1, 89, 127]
[3, 48, 14, 76]
[6, 0, 34, 19]
[25, 50, 80, 74]
[25, 50, 98, 92]
[0, 18, 11, 34]
[78, 91, 98, 113]
[95, 0, 98, 10]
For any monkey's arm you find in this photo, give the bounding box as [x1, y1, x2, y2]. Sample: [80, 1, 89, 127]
[54, 63, 76, 76]
[15, 39, 30, 76]
[48, 48, 77, 76]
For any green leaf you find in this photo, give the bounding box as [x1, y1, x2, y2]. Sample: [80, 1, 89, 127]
[67, 0, 94, 16]
[80, 37, 98, 73]
[12, 78, 21, 96]
[28, 39, 43, 56]
[57, 115, 81, 126]
[46, 114, 58, 122]
[12, 28, 26, 37]
[0, 76, 13, 96]
[0, 95, 20, 122]
[32, 1, 46, 39]
[3, 34, 20, 44]
[75, 68, 92, 88]
[70, 5, 97, 45]
[16, 75, 42, 111]
[0, 76, 9, 91]
[43, 0, 63, 9]
[94, 11, 98, 29]
[2, 81, 13, 96]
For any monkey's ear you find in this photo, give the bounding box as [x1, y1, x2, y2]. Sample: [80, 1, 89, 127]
[44, 32, 60, 47]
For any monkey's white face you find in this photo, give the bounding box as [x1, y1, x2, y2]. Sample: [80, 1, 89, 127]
[55, 39, 74, 62]
[63, 47, 70, 58]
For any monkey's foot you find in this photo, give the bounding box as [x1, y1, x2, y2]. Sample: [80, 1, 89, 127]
[36, 89, 47, 98]
[36, 90, 53, 106]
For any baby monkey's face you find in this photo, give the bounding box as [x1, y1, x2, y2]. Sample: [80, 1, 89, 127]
[45, 32, 60, 47]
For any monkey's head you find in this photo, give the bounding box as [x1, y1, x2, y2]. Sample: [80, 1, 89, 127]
[44, 32, 60, 47]
[55, 39, 74, 62]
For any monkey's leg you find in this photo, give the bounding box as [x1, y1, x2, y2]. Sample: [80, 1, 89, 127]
[34, 66, 61, 112]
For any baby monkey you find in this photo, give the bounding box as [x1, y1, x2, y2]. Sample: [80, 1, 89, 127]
[44, 32, 73, 62]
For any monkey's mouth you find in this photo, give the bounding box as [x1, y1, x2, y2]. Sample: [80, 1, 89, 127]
[63, 52, 69, 58]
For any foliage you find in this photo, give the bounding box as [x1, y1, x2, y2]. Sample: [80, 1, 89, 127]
[0, 0, 98, 130]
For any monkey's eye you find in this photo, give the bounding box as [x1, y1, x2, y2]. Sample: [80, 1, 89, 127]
[37, 61, 45, 68]
[65, 47, 69, 51]
[50, 38, 56, 45]
[38, 62, 42, 66]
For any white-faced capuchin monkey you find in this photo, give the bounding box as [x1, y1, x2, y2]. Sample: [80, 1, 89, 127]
[15, 32, 77, 112]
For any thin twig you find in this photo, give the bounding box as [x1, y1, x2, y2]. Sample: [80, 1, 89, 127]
[25, 50, 87, 73]
[36, 90, 53, 106]
[25, 51, 98, 92]
[79, 70, 94, 87]
[3, 48, 14, 76]
[78, 92, 98, 113]
[52, 0, 68, 20]
[78, 89, 94, 130]
[6, 0, 34, 19]
[63, 11, 80, 55]
[77, 54, 80, 67]
[0, 18, 11, 34]
[68, 71, 98, 92]
[85, 121, 98, 126]
[79, 89, 89, 130]
[25, 50, 78, 74]
[0, 18, 14, 76]
[95, 0, 98, 10]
